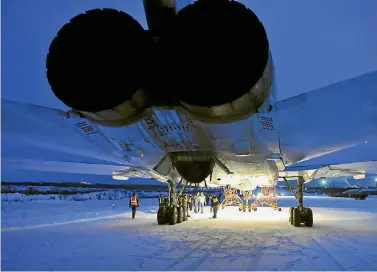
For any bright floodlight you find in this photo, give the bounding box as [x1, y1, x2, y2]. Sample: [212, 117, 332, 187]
[321, 178, 326, 184]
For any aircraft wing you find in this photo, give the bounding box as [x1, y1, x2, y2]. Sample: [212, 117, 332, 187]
[274, 70, 377, 167]
[279, 136, 377, 182]
[1, 100, 168, 182]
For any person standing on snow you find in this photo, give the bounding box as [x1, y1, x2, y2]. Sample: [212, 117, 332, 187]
[198, 192, 205, 213]
[194, 192, 200, 213]
[129, 192, 139, 219]
[211, 195, 220, 218]
[188, 195, 193, 211]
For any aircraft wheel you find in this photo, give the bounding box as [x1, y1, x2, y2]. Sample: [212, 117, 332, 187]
[292, 208, 301, 227]
[169, 207, 178, 225]
[157, 207, 166, 225]
[304, 208, 313, 227]
[278, 208, 282, 212]
[177, 207, 184, 223]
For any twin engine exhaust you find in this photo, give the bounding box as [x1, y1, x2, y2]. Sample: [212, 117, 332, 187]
[46, 0, 273, 126]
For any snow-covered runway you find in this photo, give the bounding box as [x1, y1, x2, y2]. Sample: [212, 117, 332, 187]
[2, 196, 377, 270]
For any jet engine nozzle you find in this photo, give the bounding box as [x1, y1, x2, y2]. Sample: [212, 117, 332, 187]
[168, 0, 273, 123]
[46, 9, 154, 126]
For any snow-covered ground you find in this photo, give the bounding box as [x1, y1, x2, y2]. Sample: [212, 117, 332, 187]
[2, 195, 377, 270]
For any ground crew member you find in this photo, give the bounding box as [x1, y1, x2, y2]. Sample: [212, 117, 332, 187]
[188, 195, 193, 211]
[205, 194, 210, 206]
[194, 193, 200, 213]
[211, 195, 219, 218]
[198, 192, 205, 213]
[178, 194, 184, 208]
[209, 195, 213, 212]
[129, 192, 139, 219]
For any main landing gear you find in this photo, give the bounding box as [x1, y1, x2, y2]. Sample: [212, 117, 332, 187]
[285, 177, 313, 227]
[157, 180, 188, 225]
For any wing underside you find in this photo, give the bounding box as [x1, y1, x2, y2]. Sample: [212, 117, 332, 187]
[1, 100, 168, 182]
[274, 70, 377, 166]
[279, 138, 377, 182]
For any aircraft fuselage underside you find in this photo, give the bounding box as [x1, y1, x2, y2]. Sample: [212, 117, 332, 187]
[103, 97, 282, 189]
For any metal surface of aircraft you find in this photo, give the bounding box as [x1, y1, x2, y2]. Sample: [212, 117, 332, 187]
[2, 0, 377, 227]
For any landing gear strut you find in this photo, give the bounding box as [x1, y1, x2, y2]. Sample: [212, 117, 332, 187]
[157, 179, 188, 225]
[285, 177, 313, 227]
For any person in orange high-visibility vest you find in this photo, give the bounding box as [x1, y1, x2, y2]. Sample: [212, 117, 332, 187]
[129, 192, 139, 219]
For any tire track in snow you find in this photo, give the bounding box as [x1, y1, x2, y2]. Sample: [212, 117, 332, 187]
[316, 234, 376, 270]
[309, 236, 345, 270]
[280, 233, 323, 270]
[244, 232, 272, 271]
[183, 233, 233, 270]
[164, 234, 219, 270]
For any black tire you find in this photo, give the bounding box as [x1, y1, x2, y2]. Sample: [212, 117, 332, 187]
[177, 207, 184, 223]
[278, 208, 282, 212]
[169, 207, 178, 225]
[157, 207, 166, 225]
[304, 208, 313, 227]
[293, 208, 301, 227]
[239, 207, 243, 212]
[253, 208, 257, 211]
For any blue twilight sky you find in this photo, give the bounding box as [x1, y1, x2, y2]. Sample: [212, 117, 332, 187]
[2, 0, 377, 186]
[2, 0, 377, 108]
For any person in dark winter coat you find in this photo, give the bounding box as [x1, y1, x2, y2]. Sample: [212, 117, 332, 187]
[209, 195, 213, 212]
[188, 195, 193, 211]
[211, 195, 220, 218]
[129, 192, 139, 219]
